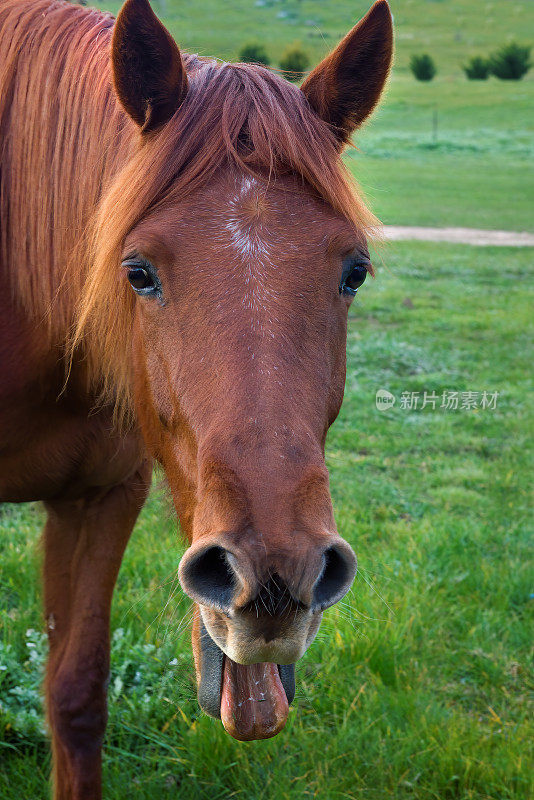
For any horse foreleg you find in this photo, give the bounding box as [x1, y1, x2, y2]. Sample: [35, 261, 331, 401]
[43, 464, 151, 800]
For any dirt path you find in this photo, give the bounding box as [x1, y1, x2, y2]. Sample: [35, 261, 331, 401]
[383, 226, 534, 247]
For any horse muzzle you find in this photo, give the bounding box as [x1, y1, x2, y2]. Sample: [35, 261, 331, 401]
[180, 536, 356, 740]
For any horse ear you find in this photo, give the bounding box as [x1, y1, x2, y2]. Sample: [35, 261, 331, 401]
[301, 0, 393, 146]
[112, 0, 188, 133]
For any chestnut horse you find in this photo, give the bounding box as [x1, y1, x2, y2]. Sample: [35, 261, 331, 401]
[0, 0, 393, 796]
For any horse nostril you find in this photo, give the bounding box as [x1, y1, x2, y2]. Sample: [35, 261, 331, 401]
[312, 542, 357, 612]
[179, 545, 237, 612]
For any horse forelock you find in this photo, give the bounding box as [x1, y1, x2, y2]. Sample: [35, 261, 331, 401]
[92, 54, 379, 242]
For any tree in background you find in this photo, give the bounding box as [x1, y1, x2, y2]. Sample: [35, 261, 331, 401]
[489, 42, 531, 80]
[238, 42, 270, 67]
[410, 53, 437, 81]
[463, 56, 491, 80]
[280, 43, 310, 82]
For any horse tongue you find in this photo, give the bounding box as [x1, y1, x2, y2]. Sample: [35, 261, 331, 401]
[220, 659, 289, 741]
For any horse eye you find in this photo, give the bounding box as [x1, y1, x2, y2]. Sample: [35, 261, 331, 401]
[345, 264, 368, 293]
[340, 260, 369, 297]
[122, 259, 161, 296]
[127, 267, 153, 290]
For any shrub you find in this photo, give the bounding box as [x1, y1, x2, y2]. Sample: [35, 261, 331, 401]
[280, 44, 310, 81]
[463, 56, 490, 80]
[489, 42, 531, 80]
[238, 42, 270, 67]
[410, 53, 437, 82]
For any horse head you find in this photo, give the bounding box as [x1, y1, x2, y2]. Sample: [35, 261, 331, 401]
[86, 0, 392, 740]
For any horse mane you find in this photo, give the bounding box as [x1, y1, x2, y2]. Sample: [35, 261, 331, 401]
[0, 0, 378, 423]
[0, 0, 132, 330]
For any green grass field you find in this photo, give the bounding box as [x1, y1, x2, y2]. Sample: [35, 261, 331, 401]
[1, 0, 533, 798]
[353, 75, 533, 231]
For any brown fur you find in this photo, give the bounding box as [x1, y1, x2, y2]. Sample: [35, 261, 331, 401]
[0, 0, 393, 796]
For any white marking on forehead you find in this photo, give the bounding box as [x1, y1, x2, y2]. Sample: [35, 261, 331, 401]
[224, 217, 270, 259]
[237, 174, 256, 199]
[224, 175, 270, 258]
[219, 175, 280, 340]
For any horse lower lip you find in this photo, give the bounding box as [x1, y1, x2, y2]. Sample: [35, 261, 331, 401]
[197, 620, 295, 722]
